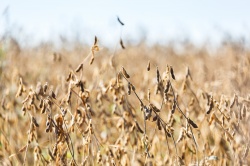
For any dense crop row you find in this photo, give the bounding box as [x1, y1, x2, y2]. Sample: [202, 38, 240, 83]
[0, 36, 249, 165]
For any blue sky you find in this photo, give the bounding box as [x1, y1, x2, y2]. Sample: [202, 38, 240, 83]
[1, 1, 250, 46]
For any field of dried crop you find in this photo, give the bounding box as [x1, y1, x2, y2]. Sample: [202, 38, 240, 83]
[0, 37, 249, 166]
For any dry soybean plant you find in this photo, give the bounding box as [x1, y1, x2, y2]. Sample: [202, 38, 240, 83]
[0, 28, 250, 165]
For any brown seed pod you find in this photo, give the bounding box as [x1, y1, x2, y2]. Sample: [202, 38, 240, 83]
[83, 126, 89, 134]
[52, 144, 57, 156]
[75, 80, 84, 92]
[155, 84, 159, 95]
[53, 52, 57, 62]
[170, 66, 175, 80]
[164, 80, 170, 94]
[75, 63, 83, 72]
[152, 115, 158, 122]
[165, 125, 174, 136]
[49, 90, 56, 99]
[188, 118, 198, 128]
[35, 82, 43, 95]
[186, 130, 192, 138]
[147, 89, 150, 102]
[86, 103, 94, 116]
[150, 104, 160, 112]
[221, 116, 225, 126]
[19, 145, 28, 153]
[94, 36, 98, 45]
[239, 104, 243, 120]
[16, 78, 25, 97]
[186, 67, 192, 80]
[21, 105, 26, 112]
[88, 119, 93, 134]
[243, 145, 249, 159]
[119, 95, 125, 105]
[32, 117, 39, 127]
[34, 146, 41, 155]
[176, 128, 185, 143]
[208, 113, 215, 125]
[230, 94, 238, 108]
[61, 108, 67, 117]
[117, 16, 124, 26]
[79, 81, 85, 92]
[156, 67, 160, 83]
[45, 115, 53, 133]
[92, 45, 99, 52]
[171, 103, 176, 114]
[55, 114, 63, 127]
[1, 97, 6, 110]
[164, 129, 172, 138]
[144, 106, 152, 120]
[164, 81, 170, 103]
[242, 104, 246, 118]
[45, 127, 50, 133]
[135, 121, 144, 133]
[16, 84, 23, 97]
[206, 99, 214, 114]
[127, 82, 131, 95]
[157, 119, 162, 130]
[139, 104, 144, 112]
[122, 67, 130, 78]
[40, 102, 46, 114]
[97, 150, 102, 164]
[66, 72, 72, 82]
[147, 61, 150, 71]
[230, 97, 235, 108]
[89, 56, 94, 65]
[189, 98, 195, 107]
[39, 99, 43, 108]
[116, 117, 123, 129]
[43, 82, 48, 93]
[48, 149, 55, 160]
[130, 83, 135, 91]
[120, 39, 125, 49]
[66, 91, 72, 104]
[164, 93, 168, 103]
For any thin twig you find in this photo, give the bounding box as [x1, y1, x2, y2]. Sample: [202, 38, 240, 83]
[169, 81, 199, 164]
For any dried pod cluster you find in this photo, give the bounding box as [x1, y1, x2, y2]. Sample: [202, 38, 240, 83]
[1, 34, 250, 166]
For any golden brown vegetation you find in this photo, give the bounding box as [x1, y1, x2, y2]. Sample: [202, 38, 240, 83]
[0, 35, 250, 166]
